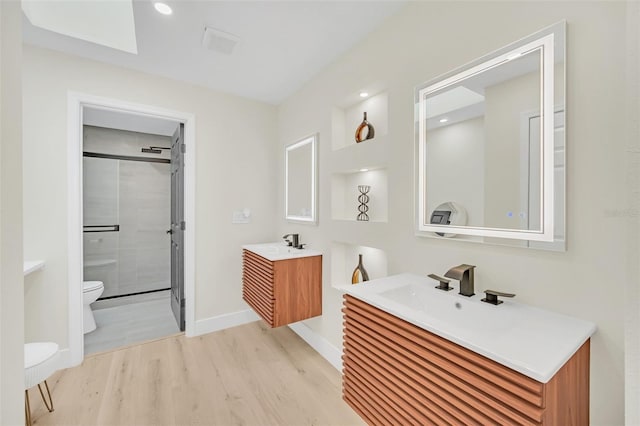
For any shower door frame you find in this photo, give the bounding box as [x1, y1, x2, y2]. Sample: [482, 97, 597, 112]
[67, 92, 196, 366]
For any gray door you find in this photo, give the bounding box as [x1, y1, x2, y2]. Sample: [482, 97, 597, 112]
[170, 123, 185, 331]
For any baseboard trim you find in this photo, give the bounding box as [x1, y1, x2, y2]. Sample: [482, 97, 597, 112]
[193, 309, 260, 336]
[288, 322, 342, 371]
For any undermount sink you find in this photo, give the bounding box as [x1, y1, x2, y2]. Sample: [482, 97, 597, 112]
[242, 242, 322, 261]
[344, 273, 596, 382]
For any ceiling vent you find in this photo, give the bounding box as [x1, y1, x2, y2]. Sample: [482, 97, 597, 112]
[202, 26, 240, 55]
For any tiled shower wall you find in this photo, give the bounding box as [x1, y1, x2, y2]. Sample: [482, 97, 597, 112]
[83, 126, 171, 298]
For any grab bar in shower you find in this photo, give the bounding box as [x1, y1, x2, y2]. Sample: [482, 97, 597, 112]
[83, 225, 120, 233]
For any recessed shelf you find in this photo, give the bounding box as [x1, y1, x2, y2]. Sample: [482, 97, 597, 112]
[331, 168, 388, 223]
[330, 220, 389, 250]
[332, 91, 388, 151]
[331, 242, 387, 290]
[329, 135, 388, 173]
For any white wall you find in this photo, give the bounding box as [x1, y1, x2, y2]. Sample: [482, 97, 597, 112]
[277, 2, 631, 424]
[625, 1, 640, 424]
[484, 71, 539, 230]
[426, 117, 484, 227]
[22, 46, 278, 347]
[0, 1, 24, 424]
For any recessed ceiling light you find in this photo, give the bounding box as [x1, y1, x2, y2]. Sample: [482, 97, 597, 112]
[359, 168, 369, 172]
[439, 118, 448, 123]
[359, 92, 369, 98]
[154, 2, 172, 15]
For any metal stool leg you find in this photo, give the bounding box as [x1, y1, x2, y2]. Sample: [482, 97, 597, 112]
[37, 380, 54, 412]
[25, 390, 31, 426]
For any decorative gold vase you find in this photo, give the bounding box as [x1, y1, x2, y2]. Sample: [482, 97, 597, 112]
[355, 112, 375, 143]
[351, 254, 370, 284]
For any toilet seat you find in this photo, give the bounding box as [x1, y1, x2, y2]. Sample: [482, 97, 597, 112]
[83, 281, 103, 292]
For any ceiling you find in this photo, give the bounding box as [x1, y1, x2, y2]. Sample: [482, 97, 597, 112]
[22, 0, 406, 105]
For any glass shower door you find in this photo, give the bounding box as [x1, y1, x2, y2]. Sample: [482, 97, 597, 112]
[83, 154, 171, 300]
[83, 156, 120, 297]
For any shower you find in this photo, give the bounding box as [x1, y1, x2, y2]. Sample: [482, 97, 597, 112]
[83, 128, 172, 301]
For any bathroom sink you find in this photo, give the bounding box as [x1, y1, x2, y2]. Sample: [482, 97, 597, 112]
[378, 282, 514, 332]
[260, 245, 299, 256]
[242, 242, 322, 261]
[344, 273, 596, 383]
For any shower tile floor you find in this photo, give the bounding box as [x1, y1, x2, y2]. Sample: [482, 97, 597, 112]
[84, 290, 181, 355]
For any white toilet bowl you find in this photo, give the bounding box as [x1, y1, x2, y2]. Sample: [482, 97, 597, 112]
[83, 281, 104, 334]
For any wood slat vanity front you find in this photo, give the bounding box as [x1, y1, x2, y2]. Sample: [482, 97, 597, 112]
[242, 249, 322, 327]
[342, 295, 590, 425]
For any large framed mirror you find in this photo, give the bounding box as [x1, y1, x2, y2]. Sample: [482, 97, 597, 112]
[415, 21, 565, 250]
[285, 134, 318, 224]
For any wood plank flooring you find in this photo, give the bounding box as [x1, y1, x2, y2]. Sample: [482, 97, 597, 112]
[29, 321, 364, 426]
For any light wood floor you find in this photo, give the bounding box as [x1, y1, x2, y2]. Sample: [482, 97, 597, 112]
[30, 321, 364, 426]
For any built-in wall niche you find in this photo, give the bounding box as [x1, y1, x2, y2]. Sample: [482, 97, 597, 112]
[331, 242, 387, 290]
[331, 91, 388, 151]
[331, 168, 388, 222]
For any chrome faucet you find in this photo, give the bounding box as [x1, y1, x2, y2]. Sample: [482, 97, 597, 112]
[282, 233, 299, 248]
[444, 264, 476, 297]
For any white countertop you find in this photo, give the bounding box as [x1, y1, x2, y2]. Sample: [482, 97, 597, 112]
[24, 260, 45, 276]
[242, 242, 322, 261]
[343, 273, 596, 383]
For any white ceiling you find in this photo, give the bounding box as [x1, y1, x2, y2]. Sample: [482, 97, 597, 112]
[22, 0, 406, 105]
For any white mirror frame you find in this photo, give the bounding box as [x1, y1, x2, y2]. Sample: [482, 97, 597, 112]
[415, 23, 563, 242]
[285, 133, 318, 224]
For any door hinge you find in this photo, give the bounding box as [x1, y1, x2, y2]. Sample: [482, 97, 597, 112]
[181, 221, 186, 231]
[181, 144, 186, 154]
[180, 298, 185, 308]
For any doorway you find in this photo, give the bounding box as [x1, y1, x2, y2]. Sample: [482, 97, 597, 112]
[82, 119, 182, 354]
[67, 93, 196, 365]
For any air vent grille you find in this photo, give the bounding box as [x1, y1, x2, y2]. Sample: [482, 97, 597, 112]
[202, 26, 240, 55]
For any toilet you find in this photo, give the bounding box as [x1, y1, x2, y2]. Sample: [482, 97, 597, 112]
[83, 281, 104, 334]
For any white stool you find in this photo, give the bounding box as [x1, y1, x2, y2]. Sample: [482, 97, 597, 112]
[24, 342, 59, 426]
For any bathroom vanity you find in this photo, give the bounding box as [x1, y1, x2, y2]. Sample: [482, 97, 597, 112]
[342, 274, 596, 425]
[242, 243, 322, 327]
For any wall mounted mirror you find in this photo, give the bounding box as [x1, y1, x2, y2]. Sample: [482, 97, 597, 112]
[285, 134, 318, 224]
[415, 21, 565, 250]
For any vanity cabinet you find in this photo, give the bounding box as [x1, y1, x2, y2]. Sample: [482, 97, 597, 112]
[242, 249, 322, 327]
[342, 295, 590, 425]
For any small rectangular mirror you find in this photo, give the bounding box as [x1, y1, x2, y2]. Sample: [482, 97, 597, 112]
[415, 21, 565, 249]
[285, 134, 318, 224]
